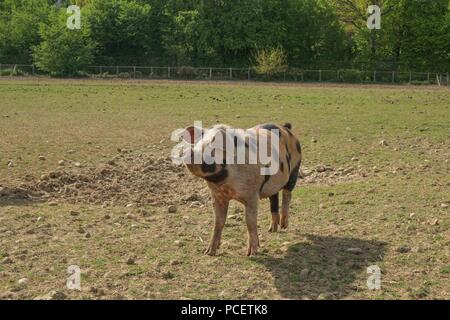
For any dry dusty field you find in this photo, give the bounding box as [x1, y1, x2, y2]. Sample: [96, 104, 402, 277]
[0, 78, 449, 300]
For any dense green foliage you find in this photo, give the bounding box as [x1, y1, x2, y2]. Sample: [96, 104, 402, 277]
[33, 8, 95, 76]
[0, 0, 448, 73]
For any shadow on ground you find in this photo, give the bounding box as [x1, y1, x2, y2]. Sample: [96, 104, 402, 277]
[0, 188, 43, 207]
[0, 198, 43, 207]
[254, 234, 386, 300]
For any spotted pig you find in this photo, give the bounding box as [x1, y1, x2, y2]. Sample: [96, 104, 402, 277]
[180, 123, 302, 256]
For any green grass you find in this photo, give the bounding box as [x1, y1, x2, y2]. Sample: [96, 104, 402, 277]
[0, 79, 449, 300]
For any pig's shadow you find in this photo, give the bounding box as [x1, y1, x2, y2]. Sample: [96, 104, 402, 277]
[254, 234, 386, 299]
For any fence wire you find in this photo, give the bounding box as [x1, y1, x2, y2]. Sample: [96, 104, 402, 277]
[0, 64, 449, 86]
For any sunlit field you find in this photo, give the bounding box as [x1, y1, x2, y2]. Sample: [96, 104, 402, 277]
[0, 79, 449, 299]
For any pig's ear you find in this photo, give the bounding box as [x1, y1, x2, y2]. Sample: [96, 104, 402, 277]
[182, 126, 204, 145]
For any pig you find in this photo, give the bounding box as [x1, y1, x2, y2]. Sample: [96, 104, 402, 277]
[179, 123, 302, 256]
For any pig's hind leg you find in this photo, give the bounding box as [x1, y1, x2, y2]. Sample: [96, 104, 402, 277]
[268, 193, 280, 232]
[281, 162, 300, 229]
[245, 195, 260, 256]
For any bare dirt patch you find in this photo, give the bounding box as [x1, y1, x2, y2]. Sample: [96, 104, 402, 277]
[1, 149, 374, 208]
[300, 165, 373, 185]
[0, 150, 210, 208]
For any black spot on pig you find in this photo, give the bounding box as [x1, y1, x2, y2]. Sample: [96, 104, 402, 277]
[296, 141, 302, 154]
[204, 165, 228, 184]
[201, 162, 217, 173]
[285, 128, 293, 136]
[270, 193, 279, 213]
[261, 124, 280, 131]
[286, 153, 291, 172]
[284, 161, 300, 191]
[283, 123, 292, 130]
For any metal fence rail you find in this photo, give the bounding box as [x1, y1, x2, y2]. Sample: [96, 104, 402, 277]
[1, 63, 449, 86]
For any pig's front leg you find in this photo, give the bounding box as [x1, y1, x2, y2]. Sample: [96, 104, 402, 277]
[245, 195, 259, 256]
[204, 195, 229, 256]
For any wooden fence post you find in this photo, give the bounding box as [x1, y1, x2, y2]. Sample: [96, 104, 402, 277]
[319, 70, 322, 81]
[133, 66, 136, 78]
[32, 64, 35, 76]
[392, 71, 395, 83]
[409, 72, 412, 83]
[168, 67, 171, 78]
[116, 66, 119, 76]
[229, 67, 232, 80]
[248, 68, 251, 80]
[99, 65, 102, 75]
[373, 70, 376, 82]
[427, 72, 430, 82]
[209, 67, 212, 80]
[150, 66, 153, 79]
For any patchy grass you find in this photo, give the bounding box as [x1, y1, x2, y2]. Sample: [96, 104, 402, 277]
[0, 79, 449, 300]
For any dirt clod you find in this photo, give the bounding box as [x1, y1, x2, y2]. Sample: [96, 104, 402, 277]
[34, 290, 67, 300]
[168, 205, 178, 213]
[346, 248, 363, 254]
[2, 257, 14, 264]
[397, 245, 411, 253]
[429, 219, 439, 226]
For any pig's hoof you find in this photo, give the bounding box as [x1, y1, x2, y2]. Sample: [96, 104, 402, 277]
[204, 247, 217, 256]
[280, 218, 289, 230]
[246, 241, 259, 256]
[268, 224, 278, 233]
[246, 246, 258, 256]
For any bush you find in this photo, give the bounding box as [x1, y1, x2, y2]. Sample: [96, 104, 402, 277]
[252, 47, 287, 80]
[410, 80, 431, 85]
[288, 68, 304, 81]
[0, 66, 28, 76]
[338, 69, 364, 83]
[33, 10, 95, 77]
[176, 66, 197, 78]
[118, 72, 131, 79]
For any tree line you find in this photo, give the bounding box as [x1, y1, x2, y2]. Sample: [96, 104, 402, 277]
[0, 0, 448, 76]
